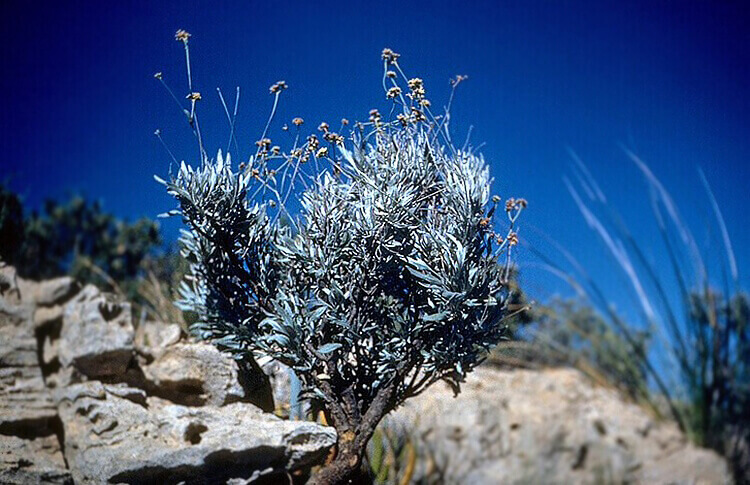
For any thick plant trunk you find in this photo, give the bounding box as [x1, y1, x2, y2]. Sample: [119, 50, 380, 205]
[307, 437, 366, 485]
[309, 382, 397, 484]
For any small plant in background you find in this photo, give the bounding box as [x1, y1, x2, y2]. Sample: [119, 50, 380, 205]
[156, 32, 525, 483]
[0, 183, 190, 327]
[493, 298, 650, 401]
[536, 150, 750, 480]
[367, 420, 442, 485]
[0, 183, 25, 264]
[136, 246, 192, 327]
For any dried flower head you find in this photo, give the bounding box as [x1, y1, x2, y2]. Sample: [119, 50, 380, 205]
[175, 29, 191, 42]
[186, 92, 202, 101]
[324, 132, 344, 145]
[410, 106, 427, 122]
[318, 122, 330, 133]
[505, 198, 515, 212]
[381, 48, 400, 64]
[306, 134, 320, 150]
[420, 99, 431, 108]
[386, 86, 402, 99]
[396, 113, 408, 126]
[292, 117, 304, 126]
[507, 232, 519, 246]
[341, 118, 349, 126]
[315, 146, 329, 158]
[407, 78, 426, 100]
[450, 74, 469, 87]
[269, 81, 288, 94]
[154, 72, 163, 80]
[369, 109, 381, 123]
[255, 138, 272, 149]
[386, 70, 397, 79]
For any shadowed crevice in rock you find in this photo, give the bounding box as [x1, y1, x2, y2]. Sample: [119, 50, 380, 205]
[236, 354, 275, 412]
[109, 446, 286, 484]
[0, 415, 59, 440]
[184, 422, 208, 444]
[572, 444, 588, 470]
[104, 363, 208, 407]
[34, 317, 63, 381]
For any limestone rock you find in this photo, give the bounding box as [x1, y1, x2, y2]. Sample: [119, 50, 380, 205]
[55, 381, 336, 484]
[58, 285, 133, 378]
[390, 366, 732, 485]
[0, 434, 72, 484]
[0, 277, 70, 484]
[139, 342, 247, 406]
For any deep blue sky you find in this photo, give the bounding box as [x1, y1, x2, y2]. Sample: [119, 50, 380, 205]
[1, 1, 748, 310]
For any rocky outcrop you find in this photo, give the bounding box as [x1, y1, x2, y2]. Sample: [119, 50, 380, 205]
[390, 366, 732, 484]
[0, 263, 336, 484]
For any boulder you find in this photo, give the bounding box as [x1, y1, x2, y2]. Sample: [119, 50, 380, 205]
[55, 381, 336, 484]
[139, 342, 249, 406]
[58, 285, 133, 378]
[390, 366, 732, 484]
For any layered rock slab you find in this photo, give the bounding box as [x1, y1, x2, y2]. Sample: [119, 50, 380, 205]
[55, 381, 335, 484]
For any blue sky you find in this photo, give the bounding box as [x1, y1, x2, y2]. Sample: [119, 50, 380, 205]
[1, 0, 748, 313]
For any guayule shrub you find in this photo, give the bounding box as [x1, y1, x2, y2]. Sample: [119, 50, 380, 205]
[157, 36, 524, 483]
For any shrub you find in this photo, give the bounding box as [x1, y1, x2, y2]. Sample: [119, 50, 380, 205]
[157, 33, 524, 483]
